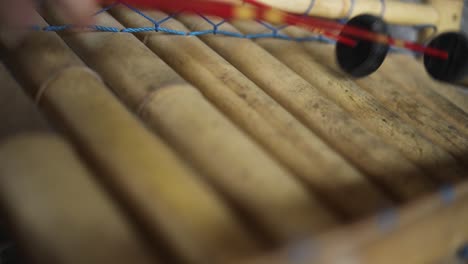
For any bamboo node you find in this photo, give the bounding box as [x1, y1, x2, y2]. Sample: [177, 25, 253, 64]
[136, 83, 186, 116]
[35, 66, 104, 105]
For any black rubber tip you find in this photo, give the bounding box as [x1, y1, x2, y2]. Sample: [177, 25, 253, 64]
[336, 14, 390, 78]
[424, 32, 468, 84]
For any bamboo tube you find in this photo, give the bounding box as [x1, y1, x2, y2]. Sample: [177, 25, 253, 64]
[282, 32, 468, 166]
[174, 15, 438, 199]
[283, 24, 468, 152]
[382, 54, 468, 119]
[0, 62, 50, 138]
[239, 180, 468, 264]
[41, 8, 339, 242]
[0, 134, 157, 264]
[231, 21, 466, 179]
[355, 71, 468, 166]
[141, 86, 340, 240]
[109, 6, 395, 219]
[248, 0, 439, 26]
[0, 15, 261, 264]
[427, 85, 468, 115]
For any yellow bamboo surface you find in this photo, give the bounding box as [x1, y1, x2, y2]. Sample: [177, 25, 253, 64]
[245, 0, 462, 32]
[238, 179, 468, 264]
[0, 134, 158, 264]
[222, 0, 462, 36]
[0, 62, 50, 138]
[231, 20, 468, 173]
[41, 6, 339, 242]
[382, 55, 468, 121]
[0, 2, 467, 264]
[180, 17, 442, 198]
[280, 26, 468, 167]
[0, 15, 263, 264]
[109, 6, 395, 220]
[255, 0, 435, 22]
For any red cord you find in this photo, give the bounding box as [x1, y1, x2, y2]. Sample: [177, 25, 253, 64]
[99, 0, 448, 59]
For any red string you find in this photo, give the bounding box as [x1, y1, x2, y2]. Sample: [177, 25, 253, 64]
[100, 0, 448, 59]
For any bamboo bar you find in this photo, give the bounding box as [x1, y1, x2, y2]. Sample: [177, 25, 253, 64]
[0, 15, 262, 264]
[231, 20, 468, 175]
[245, 0, 462, 32]
[238, 180, 468, 264]
[358, 54, 468, 138]
[254, 0, 436, 24]
[428, 85, 468, 115]
[209, 20, 466, 182]
[0, 134, 158, 264]
[285, 31, 468, 165]
[1, 1, 467, 263]
[140, 85, 341, 238]
[0, 63, 50, 138]
[176, 17, 442, 200]
[41, 7, 340, 242]
[383, 54, 468, 120]
[109, 6, 404, 218]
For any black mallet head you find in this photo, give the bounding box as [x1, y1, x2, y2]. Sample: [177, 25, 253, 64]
[424, 32, 468, 88]
[336, 14, 390, 78]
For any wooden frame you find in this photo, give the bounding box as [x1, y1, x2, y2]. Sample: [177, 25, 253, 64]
[250, 0, 463, 33]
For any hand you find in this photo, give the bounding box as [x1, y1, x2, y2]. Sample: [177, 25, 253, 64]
[0, 0, 99, 27]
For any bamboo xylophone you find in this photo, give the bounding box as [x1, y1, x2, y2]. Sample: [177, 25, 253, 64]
[0, 1, 468, 264]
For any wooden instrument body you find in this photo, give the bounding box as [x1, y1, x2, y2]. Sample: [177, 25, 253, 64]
[0, 1, 467, 263]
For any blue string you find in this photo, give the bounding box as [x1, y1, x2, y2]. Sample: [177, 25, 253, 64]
[121, 27, 157, 33]
[286, 239, 319, 264]
[457, 244, 468, 261]
[120, 2, 159, 25]
[33, 1, 426, 54]
[43, 25, 72, 31]
[380, 0, 387, 18]
[27, 1, 334, 44]
[440, 185, 456, 205]
[88, 25, 117, 32]
[93, 2, 119, 16]
[376, 208, 398, 233]
[303, 0, 316, 16]
[345, 0, 356, 21]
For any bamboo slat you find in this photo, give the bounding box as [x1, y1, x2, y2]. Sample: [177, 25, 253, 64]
[428, 85, 468, 115]
[140, 86, 339, 240]
[283, 25, 468, 162]
[0, 16, 262, 264]
[174, 17, 439, 201]
[290, 36, 468, 165]
[0, 62, 50, 138]
[249, 0, 441, 26]
[238, 180, 468, 264]
[383, 54, 468, 119]
[109, 6, 395, 220]
[0, 134, 157, 264]
[230, 21, 467, 178]
[41, 7, 339, 242]
[0, 2, 466, 264]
